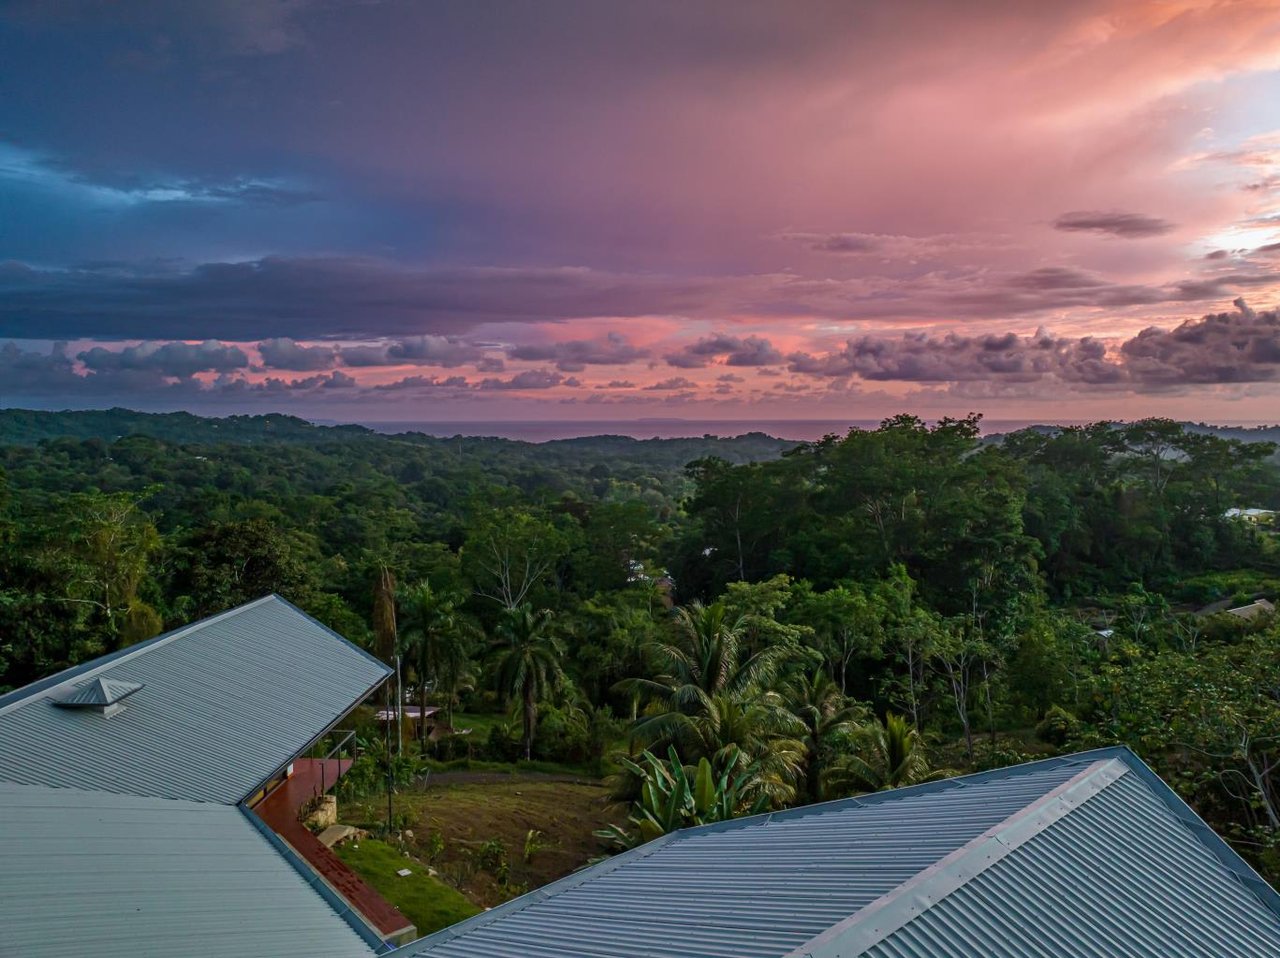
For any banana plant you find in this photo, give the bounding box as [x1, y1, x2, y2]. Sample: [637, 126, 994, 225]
[596, 746, 768, 850]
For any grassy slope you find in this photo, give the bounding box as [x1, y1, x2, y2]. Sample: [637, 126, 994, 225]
[333, 838, 481, 936]
[344, 773, 615, 909]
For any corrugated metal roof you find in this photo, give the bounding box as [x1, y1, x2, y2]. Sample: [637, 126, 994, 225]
[855, 769, 1280, 958]
[0, 595, 390, 803]
[395, 758, 1090, 958]
[0, 780, 378, 958]
[392, 748, 1280, 958]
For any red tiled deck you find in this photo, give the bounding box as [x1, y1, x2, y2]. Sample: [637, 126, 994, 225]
[252, 757, 415, 941]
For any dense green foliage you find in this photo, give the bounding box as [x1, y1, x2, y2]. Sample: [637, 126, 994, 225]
[2, 408, 1280, 878]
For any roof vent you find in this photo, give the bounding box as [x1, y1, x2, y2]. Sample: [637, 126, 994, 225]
[51, 677, 143, 718]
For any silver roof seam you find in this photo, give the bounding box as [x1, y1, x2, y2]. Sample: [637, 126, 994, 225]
[785, 758, 1129, 958]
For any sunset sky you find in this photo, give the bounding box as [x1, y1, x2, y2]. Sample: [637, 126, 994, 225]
[3, 1, 1280, 424]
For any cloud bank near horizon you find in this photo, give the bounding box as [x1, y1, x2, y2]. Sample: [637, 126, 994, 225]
[5, 301, 1278, 418]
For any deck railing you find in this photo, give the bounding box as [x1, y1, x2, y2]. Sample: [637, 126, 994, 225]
[317, 728, 358, 796]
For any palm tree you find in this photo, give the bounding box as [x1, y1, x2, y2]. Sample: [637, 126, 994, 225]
[620, 601, 805, 804]
[787, 669, 866, 803]
[490, 605, 566, 760]
[399, 581, 476, 742]
[624, 601, 795, 722]
[833, 712, 933, 793]
[666, 691, 806, 805]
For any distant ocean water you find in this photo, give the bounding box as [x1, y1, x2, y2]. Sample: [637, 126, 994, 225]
[357, 419, 1085, 442]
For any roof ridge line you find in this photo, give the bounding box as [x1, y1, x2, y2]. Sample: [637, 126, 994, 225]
[785, 757, 1130, 958]
[645, 748, 1123, 839]
[0, 595, 277, 718]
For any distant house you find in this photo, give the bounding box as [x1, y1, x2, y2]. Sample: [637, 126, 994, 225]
[1225, 507, 1277, 522]
[1228, 598, 1277, 621]
[388, 748, 1280, 958]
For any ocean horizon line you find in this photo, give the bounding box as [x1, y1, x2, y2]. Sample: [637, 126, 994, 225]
[336, 417, 1278, 444]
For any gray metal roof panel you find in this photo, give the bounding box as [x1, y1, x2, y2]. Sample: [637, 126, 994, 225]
[395, 758, 1091, 958]
[856, 770, 1280, 957]
[0, 595, 390, 803]
[0, 780, 376, 958]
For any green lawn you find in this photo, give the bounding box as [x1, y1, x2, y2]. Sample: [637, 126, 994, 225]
[333, 838, 480, 936]
[447, 710, 505, 740]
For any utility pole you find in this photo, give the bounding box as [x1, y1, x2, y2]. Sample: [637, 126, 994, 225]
[386, 761, 394, 836]
[384, 673, 394, 834]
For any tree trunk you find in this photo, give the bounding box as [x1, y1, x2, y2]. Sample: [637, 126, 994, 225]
[806, 744, 822, 803]
[733, 496, 746, 582]
[419, 667, 429, 748]
[522, 680, 537, 762]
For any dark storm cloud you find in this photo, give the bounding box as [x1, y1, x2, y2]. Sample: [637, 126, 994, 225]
[644, 377, 697, 391]
[507, 333, 649, 371]
[0, 258, 742, 339]
[787, 330, 1122, 385]
[257, 337, 337, 371]
[3, 255, 1277, 342]
[0, 339, 330, 406]
[1052, 211, 1175, 238]
[1006, 267, 1107, 290]
[777, 231, 998, 260]
[666, 334, 783, 369]
[77, 339, 249, 376]
[337, 335, 487, 368]
[784, 301, 1280, 392]
[478, 369, 564, 390]
[1167, 273, 1276, 301]
[781, 232, 882, 254]
[1119, 299, 1280, 386]
[370, 374, 470, 393]
[0, 341, 79, 393]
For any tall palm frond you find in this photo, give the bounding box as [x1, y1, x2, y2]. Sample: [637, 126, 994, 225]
[830, 712, 934, 794]
[787, 669, 867, 802]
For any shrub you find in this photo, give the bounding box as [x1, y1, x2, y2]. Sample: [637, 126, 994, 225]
[1035, 705, 1082, 746]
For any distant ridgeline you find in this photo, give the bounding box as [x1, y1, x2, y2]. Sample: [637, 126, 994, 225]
[4, 407, 1277, 452]
[983, 420, 1280, 452]
[0, 408, 372, 446]
[0, 407, 800, 478]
